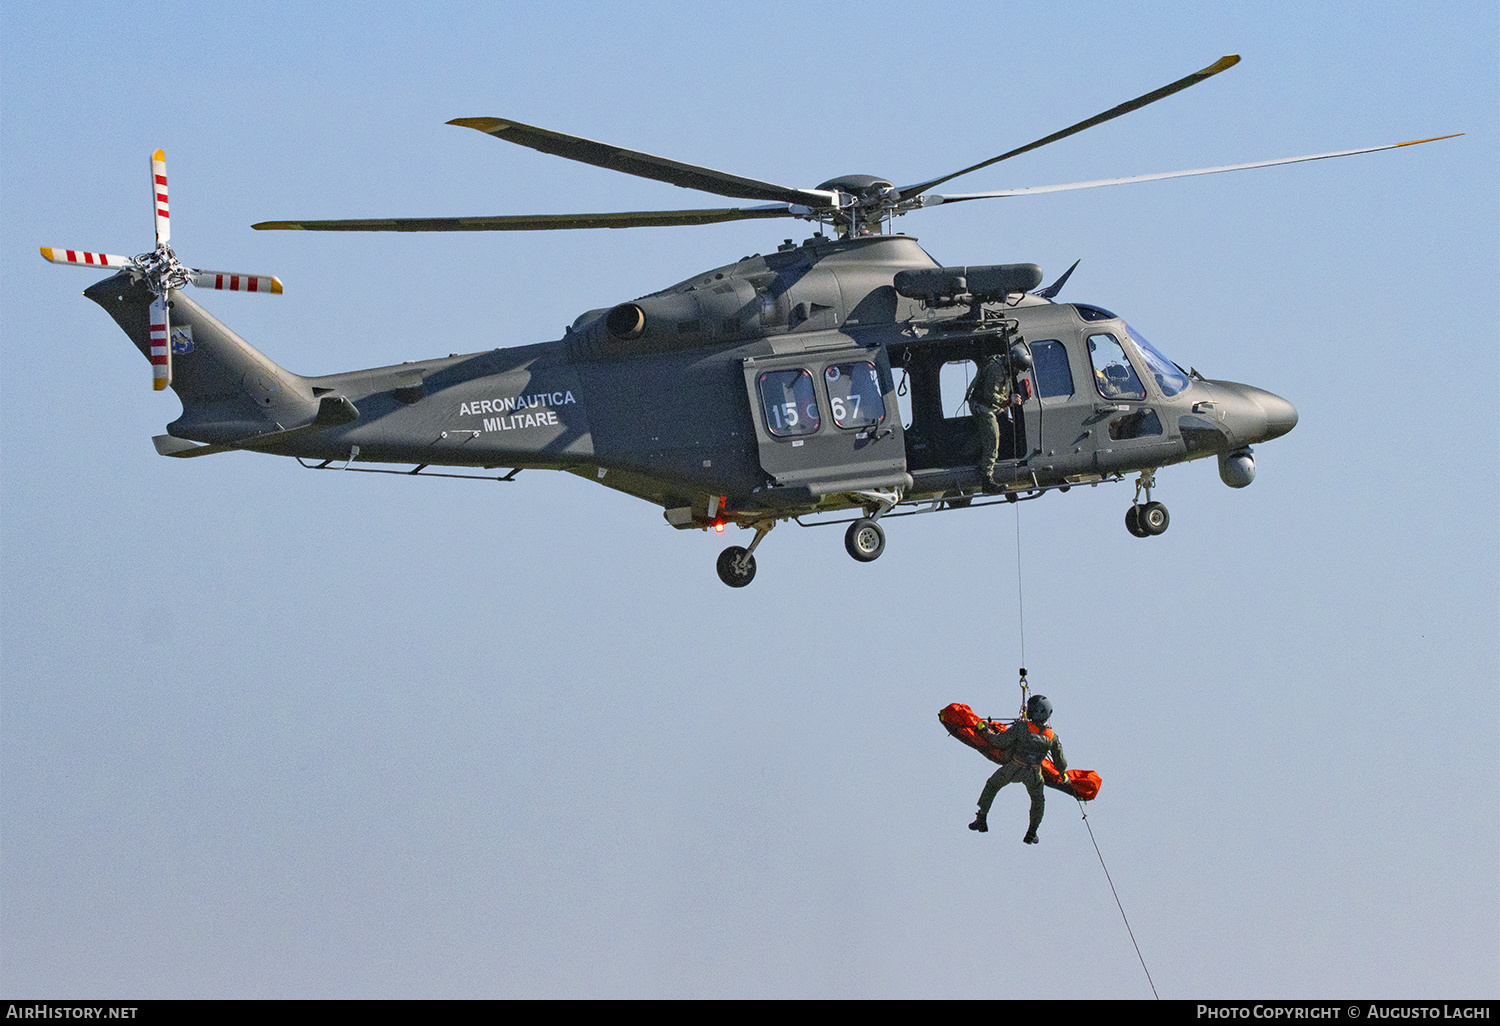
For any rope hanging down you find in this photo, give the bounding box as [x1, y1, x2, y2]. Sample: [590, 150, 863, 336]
[1014, 502, 1026, 673]
[1011, 495, 1158, 999]
[1077, 800, 1159, 999]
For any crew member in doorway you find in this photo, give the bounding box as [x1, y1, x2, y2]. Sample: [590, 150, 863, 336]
[969, 694, 1066, 844]
[968, 352, 1021, 493]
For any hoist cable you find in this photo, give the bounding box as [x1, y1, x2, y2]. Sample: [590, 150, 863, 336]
[1014, 501, 1026, 672]
[1076, 799, 1159, 1000]
[1010, 475, 1158, 999]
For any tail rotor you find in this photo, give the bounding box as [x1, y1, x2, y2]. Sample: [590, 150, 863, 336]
[152, 148, 171, 246]
[41, 148, 283, 391]
[148, 297, 170, 390]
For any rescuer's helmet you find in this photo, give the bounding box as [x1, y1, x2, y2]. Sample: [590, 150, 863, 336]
[1026, 694, 1053, 725]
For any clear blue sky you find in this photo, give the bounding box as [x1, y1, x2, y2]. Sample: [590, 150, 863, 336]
[3, 0, 1496, 998]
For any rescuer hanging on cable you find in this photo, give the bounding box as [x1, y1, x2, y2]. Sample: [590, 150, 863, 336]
[969, 693, 1066, 844]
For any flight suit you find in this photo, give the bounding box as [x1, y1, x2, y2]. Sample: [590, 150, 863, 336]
[969, 355, 1012, 481]
[977, 720, 1067, 838]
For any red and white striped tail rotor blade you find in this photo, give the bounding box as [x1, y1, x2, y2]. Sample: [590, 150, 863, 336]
[151, 149, 171, 245]
[187, 270, 284, 294]
[39, 247, 135, 270]
[148, 295, 171, 391]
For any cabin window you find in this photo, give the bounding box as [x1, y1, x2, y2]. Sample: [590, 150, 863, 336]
[1030, 340, 1073, 399]
[824, 362, 885, 430]
[758, 369, 822, 437]
[1087, 334, 1146, 401]
[940, 360, 977, 418]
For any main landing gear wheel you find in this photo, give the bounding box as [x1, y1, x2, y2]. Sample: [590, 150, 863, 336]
[1127, 469, 1168, 537]
[845, 518, 886, 562]
[1126, 501, 1170, 537]
[716, 545, 756, 587]
[1140, 501, 1170, 535]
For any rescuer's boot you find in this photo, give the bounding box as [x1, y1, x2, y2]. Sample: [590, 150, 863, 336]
[1025, 795, 1045, 845]
[969, 811, 988, 833]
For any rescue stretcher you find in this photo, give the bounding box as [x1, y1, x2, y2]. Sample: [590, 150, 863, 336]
[940, 703, 1102, 801]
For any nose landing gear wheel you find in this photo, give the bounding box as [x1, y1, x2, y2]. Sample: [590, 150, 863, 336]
[1140, 501, 1170, 535]
[1125, 505, 1149, 538]
[845, 518, 886, 562]
[716, 545, 756, 587]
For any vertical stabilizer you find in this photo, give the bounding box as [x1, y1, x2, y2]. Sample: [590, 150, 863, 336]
[85, 272, 317, 444]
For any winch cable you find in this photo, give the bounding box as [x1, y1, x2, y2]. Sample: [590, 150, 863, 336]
[1012, 500, 1159, 1000]
[1076, 797, 1159, 999]
[1013, 500, 1026, 677]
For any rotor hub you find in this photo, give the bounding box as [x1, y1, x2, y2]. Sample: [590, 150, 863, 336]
[816, 175, 898, 206]
[133, 243, 192, 296]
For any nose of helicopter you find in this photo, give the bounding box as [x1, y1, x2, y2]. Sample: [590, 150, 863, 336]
[1215, 383, 1299, 444]
[1258, 390, 1299, 441]
[1243, 385, 1298, 441]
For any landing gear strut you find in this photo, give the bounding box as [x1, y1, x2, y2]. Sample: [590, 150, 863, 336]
[716, 521, 774, 587]
[1126, 469, 1169, 537]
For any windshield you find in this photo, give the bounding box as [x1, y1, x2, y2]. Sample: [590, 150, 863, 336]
[1126, 324, 1190, 398]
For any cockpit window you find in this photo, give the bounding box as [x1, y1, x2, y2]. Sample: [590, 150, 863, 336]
[1087, 334, 1146, 401]
[1126, 324, 1190, 398]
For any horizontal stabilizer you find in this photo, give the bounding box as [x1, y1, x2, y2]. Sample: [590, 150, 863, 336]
[153, 434, 232, 458]
[151, 403, 355, 457]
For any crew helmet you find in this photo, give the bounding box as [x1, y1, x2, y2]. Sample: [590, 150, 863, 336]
[1026, 694, 1053, 724]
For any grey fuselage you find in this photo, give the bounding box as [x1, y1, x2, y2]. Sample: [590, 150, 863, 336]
[87, 233, 1295, 529]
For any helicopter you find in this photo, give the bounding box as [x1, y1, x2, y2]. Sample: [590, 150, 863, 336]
[42, 55, 1457, 587]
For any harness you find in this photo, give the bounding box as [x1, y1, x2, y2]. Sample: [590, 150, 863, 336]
[1010, 720, 1055, 767]
[966, 355, 1009, 411]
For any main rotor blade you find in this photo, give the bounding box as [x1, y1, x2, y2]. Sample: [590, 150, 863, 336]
[916, 134, 1465, 206]
[447, 117, 838, 208]
[253, 205, 799, 232]
[900, 54, 1242, 198]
